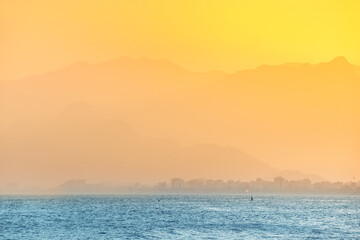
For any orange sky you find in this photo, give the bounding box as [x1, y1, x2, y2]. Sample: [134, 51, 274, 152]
[0, 1, 359, 187]
[1, 0, 360, 80]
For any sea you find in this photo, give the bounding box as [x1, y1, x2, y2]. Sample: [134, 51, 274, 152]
[0, 194, 359, 239]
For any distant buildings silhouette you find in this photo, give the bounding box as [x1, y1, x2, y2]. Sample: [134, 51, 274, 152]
[1, 177, 359, 194]
[148, 177, 359, 194]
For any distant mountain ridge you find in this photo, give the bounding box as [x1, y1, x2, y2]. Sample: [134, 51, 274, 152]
[1, 57, 358, 185]
[0, 100, 326, 185]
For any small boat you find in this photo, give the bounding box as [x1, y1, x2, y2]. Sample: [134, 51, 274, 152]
[250, 196, 254, 201]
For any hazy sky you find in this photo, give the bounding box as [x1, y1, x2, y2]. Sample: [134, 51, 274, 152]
[1, 0, 360, 80]
[0, 1, 359, 187]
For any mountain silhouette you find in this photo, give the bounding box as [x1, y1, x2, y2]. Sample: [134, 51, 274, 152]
[0, 101, 326, 186]
[1, 57, 358, 184]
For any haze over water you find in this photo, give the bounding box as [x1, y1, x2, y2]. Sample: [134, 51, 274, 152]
[1, 1, 360, 239]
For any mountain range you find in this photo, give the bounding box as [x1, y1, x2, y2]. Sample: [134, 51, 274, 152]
[1, 56, 359, 186]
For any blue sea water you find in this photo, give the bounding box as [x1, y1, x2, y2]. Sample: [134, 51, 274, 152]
[0, 194, 359, 239]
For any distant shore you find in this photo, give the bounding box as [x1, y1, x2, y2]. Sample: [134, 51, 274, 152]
[1, 177, 359, 195]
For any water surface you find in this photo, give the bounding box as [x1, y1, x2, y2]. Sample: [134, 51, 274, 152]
[0, 194, 359, 239]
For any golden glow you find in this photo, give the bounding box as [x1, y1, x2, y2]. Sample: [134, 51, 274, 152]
[1, 0, 360, 80]
[0, 1, 359, 188]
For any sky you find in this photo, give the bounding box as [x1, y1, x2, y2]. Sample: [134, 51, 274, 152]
[1, 0, 360, 81]
[0, 0, 359, 188]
